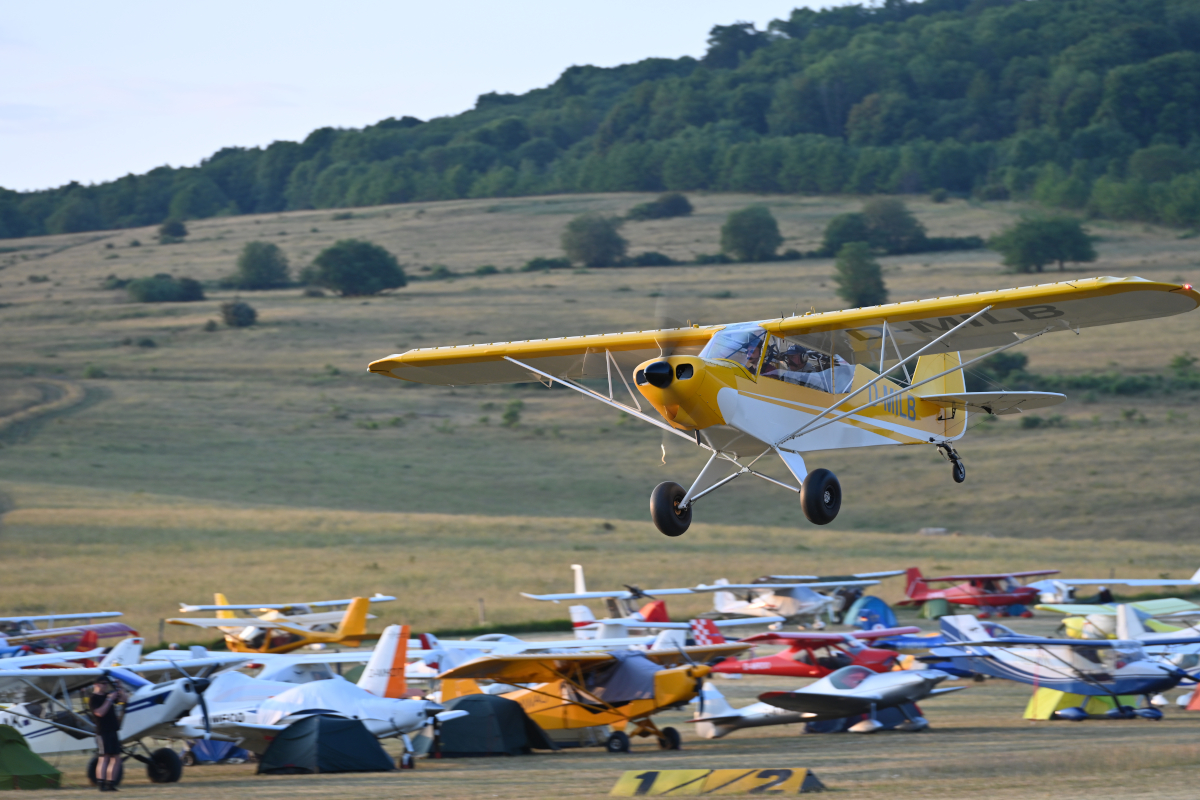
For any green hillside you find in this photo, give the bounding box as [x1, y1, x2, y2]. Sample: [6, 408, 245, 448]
[4, 0, 1200, 238]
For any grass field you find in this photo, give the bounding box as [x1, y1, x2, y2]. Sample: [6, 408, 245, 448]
[2, 192, 1200, 798]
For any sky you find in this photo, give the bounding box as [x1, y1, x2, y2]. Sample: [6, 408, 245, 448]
[0, 1, 853, 192]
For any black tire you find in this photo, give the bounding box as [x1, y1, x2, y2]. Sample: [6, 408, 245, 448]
[147, 748, 183, 783]
[650, 481, 691, 537]
[86, 755, 99, 786]
[800, 469, 841, 525]
[952, 460, 966, 483]
[658, 726, 682, 750]
[398, 752, 415, 770]
[605, 731, 631, 753]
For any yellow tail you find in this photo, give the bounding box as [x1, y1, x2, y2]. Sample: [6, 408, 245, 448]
[214, 593, 235, 620]
[440, 678, 483, 701]
[336, 597, 371, 638]
[910, 352, 964, 396]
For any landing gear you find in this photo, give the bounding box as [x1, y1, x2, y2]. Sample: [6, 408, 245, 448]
[658, 726, 682, 750]
[800, 469, 841, 525]
[938, 444, 966, 483]
[146, 748, 183, 783]
[605, 730, 631, 753]
[398, 752, 416, 769]
[650, 481, 691, 537]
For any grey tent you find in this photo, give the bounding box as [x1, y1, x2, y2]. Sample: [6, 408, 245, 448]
[432, 694, 557, 757]
[257, 716, 394, 774]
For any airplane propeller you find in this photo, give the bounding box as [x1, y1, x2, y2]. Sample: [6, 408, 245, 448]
[674, 645, 711, 715]
[623, 585, 654, 601]
[163, 661, 212, 737]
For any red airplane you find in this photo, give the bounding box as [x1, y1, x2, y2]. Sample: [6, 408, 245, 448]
[703, 625, 921, 679]
[898, 567, 1059, 617]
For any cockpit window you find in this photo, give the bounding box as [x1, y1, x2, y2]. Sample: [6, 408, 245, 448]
[699, 325, 766, 375]
[827, 665, 873, 690]
[760, 336, 854, 393]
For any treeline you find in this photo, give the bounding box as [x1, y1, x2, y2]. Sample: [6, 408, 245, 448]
[4, 0, 1200, 239]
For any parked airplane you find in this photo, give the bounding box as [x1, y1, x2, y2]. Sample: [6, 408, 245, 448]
[708, 626, 922, 678]
[168, 595, 390, 654]
[709, 577, 881, 624]
[370, 278, 1199, 534]
[899, 567, 1059, 616]
[0, 612, 136, 655]
[694, 664, 964, 738]
[1029, 569, 1200, 604]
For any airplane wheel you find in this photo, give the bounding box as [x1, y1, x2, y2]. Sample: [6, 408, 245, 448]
[658, 727, 682, 750]
[398, 752, 415, 769]
[147, 748, 183, 783]
[650, 482, 691, 537]
[800, 469, 841, 525]
[952, 460, 966, 483]
[605, 731, 631, 753]
[86, 756, 98, 786]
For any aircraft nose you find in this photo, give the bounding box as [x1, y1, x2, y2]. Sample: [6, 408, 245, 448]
[191, 677, 211, 694]
[643, 360, 673, 388]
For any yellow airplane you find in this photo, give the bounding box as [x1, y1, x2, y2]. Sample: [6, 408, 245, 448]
[438, 643, 749, 751]
[370, 277, 1199, 535]
[167, 595, 388, 654]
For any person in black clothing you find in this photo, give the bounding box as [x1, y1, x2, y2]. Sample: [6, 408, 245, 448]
[89, 679, 126, 792]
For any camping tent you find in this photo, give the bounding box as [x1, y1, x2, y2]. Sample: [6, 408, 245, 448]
[848, 596, 899, 630]
[256, 716, 394, 774]
[431, 694, 557, 757]
[0, 725, 61, 790]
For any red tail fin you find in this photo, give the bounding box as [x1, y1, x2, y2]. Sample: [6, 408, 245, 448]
[76, 630, 99, 651]
[905, 567, 928, 599]
[638, 600, 670, 623]
[690, 619, 725, 645]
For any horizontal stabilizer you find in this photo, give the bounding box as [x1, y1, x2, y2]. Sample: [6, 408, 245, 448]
[919, 391, 1065, 416]
[926, 686, 968, 697]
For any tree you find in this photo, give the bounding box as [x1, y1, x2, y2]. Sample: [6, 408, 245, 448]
[627, 192, 693, 221]
[860, 197, 926, 253]
[230, 241, 290, 289]
[720, 206, 782, 262]
[989, 217, 1096, 273]
[158, 219, 188, 241]
[821, 212, 871, 255]
[307, 239, 406, 295]
[561, 214, 627, 267]
[703, 22, 768, 69]
[833, 242, 888, 308]
[220, 301, 257, 327]
[126, 273, 204, 303]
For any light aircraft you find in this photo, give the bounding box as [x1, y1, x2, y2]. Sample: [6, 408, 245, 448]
[437, 642, 750, 752]
[167, 595, 392, 654]
[1036, 598, 1200, 639]
[708, 626, 922, 678]
[369, 277, 1199, 535]
[930, 615, 1200, 718]
[0, 612, 136, 655]
[900, 567, 1060, 616]
[167, 626, 467, 767]
[0, 637, 247, 782]
[693, 664, 964, 739]
[1029, 569, 1200, 604]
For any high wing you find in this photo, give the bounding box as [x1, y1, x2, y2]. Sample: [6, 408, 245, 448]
[520, 588, 702, 602]
[764, 571, 906, 581]
[0, 612, 122, 625]
[167, 616, 292, 628]
[178, 595, 395, 613]
[437, 653, 621, 683]
[944, 635, 1200, 648]
[1037, 599, 1200, 616]
[690, 580, 880, 592]
[737, 626, 921, 647]
[923, 570, 1059, 582]
[640, 644, 750, 665]
[0, 648, 106, 667]
[1055, 579, 1200, 587]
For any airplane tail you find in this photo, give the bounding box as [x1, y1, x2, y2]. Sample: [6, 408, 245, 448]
[358, 624, 409, 698]
[214, 593, 235, 620]
[712, 579, 742, 614]
[335, 597, 371, 638]
[440, 678, 483, 701]
[690, 619, 726, 646]
[649, 629, 687, 650]
[572, 564, 587, 594]
[569, 605, 596, 640]
[940, 614, 989, 643]
[76, 630, 99, 652]
[911, 352, 965, 396]
[1116, 605, 1147, 640]
[638, 600, 670, 623]
[1191, 567, 1200, 584]
[695, 681, 736, 719]
[905, 567, 928, 600]
[100, 636, 143, 667]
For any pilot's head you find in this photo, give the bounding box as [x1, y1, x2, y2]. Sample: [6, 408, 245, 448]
[785, 346, 809, 370]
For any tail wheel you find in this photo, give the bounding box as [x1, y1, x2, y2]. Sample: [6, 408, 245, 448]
[952, 460, 966, 483]
[605, 730, 631, 753]
[801, 469, 841, 525]
[650, 481, 692, 537]
[658, 726, 682, 750]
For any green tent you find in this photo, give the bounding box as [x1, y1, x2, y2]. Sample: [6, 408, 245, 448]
[0, 725, 61, 790]
[920, 598, 952, 619]
[431, 694, 557, 757]
[257, 716, 394, 775]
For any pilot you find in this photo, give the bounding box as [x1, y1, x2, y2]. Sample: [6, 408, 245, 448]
[744, 338, 764, 375]
[89, 678, 126, 791]
[765, 346, 814, 386]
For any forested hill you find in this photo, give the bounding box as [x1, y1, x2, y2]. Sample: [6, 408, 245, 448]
[5, 0, 1200, 240]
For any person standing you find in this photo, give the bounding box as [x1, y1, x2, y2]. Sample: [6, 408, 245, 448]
[89, 679, 126, 791]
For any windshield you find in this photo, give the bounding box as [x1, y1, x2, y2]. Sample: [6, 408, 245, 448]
[761, 335, 854, 393]
[826, 665, 873, 690]
[699, 325, 766, 375]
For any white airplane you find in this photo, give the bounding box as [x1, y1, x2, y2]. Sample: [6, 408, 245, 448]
[166, 625, 467, 767]
[1029, 569, 1200, 603]
[0, 637, 247, 783]
[709, 577, 882, 624]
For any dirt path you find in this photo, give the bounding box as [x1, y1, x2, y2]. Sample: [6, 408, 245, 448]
[0, 379, 87, 434]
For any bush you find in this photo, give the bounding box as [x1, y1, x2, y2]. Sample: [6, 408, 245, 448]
[720, 206, 782, 262]
[101, 274, 129, 290]
[627, 192, 694, 221]
[158, 219, 187, 243]
[229, 241, 290, 289]
[302, 286, 325, 297]
[307, 239, 406, 296]
[629, 251, 675, 267]
[861, 197, 928, 254]
[126, 274, 204, 303]
[474, 264, 499, 275]
[521, 257, 571, 272]
[82, 365, 107, 379]
[562, 214, 627, 267]
[203, 320, 218, 332]
[501, 399, 524, 428]
[832, 242, 888, 308]
[989, 217, 1096, 273]
[427, 264, 454, 280]
[220, 301, 257, 327]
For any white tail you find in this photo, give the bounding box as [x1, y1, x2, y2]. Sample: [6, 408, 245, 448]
[649, 629, 687, 650]
[696, 681, 736, 719]
[712, 579, 747, 614]
[100, 637, 143, 667]
[940, 614, 989, 642]
[1116, 605, 1146, 640]
[1191, 567, 1200, 584]
[690, 619, 725, 646]
[569, 605, 596, 640]
[358, 624, 409, 698]
[572, 564, 587, 594]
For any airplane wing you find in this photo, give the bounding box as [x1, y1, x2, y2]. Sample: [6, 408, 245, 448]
[917, 391, 1065, 416]
[764, 571, 906, 581]
[0, 648, 106, 667]
[737, 626, 922, 647]
[178, 595, 396, 613]
[1055, 579, 1200, 587]
[0, 612, 122, 625]
[520, 588, 699, 602]
[205, 722, 286, 755]
[167, 617, 281, 628]
[763, 277, 1199, 362]
[925, 686, 968, 698]
[691, 580, 880, 592]
[923, 570, 1060, 582]
[944, 635, 1200, 648]
[757, 690, 879, 717]
[437, 653, 619, 683]
[641, 644, 751, 665]
[1036, 599, 1200, 616]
